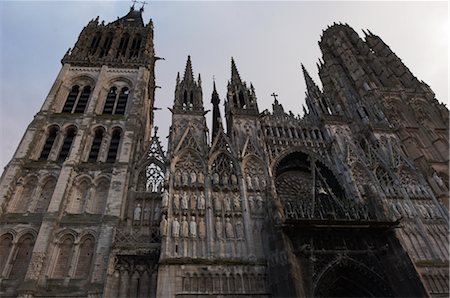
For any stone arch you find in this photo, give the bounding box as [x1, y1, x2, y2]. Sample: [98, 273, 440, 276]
[136, 157, 166, 192]
[314, 257, 393, 297]
[172, 149, 205, 189]
[35, 175, 57, 213]
[8, 233, 35, 280]
[67, 175, 92, 214]
[52, 233, 76, 278]
[0, 233, 14, 276]
[87, 177, 110, 214]
[13, 174, 38, 213]
[74, 234, 96, 278]
[209, 151, 240, 188]
[242, 155, 267, 192]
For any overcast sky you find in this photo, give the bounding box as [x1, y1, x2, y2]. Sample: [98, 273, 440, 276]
[0, 1, 448, 172]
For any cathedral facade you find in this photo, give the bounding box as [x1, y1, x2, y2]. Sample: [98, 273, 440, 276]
[0, 7, 448, 298]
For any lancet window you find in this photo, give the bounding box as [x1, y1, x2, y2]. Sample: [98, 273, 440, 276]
[88, 128, 104, 162]
[106, 128, 122, 162]
[62, 85, 92, 114]
[103, 87, 129, 115]
[39, 126, 59, 160]
[58, 126, 77, 162]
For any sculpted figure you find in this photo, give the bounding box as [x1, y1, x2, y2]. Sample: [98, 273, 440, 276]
[173, 193, 180, 211]
[190, 194, 197, 210]
[235, 219, 244, 239]
[190, 171, 197, 185]
[231, 174, 238, 186]
[181, 191, 188, 210]
[222, 174, 229, 187]
[198, 172, 205, 184]
[189, 216, 197, 237]
[175, 171, 182, 187]
[143, 207, 150, 220]
[213, 173, 220, 185]
[225, 217, 234, 238]
[253, 176, 260, 190]
[181, 216, 189, 237]
[160, 214, 168, 236]
[224, 195, 231, 212]
[214, 194, 222, 211]
[198, 217, 206, 238]
[172, 218, 180, 237]
[153, 205, 161, 221]
[246, 176, 253, 190]
[233, 194, 241, 210]
[255, 194, 263, 211]
[248, 196, 255, 211]
[215, 217, 223, 239]
[182, 171, 189, 187]
[134, 204, 142, 220]
[197, 193, 206, 210]
[162, 190, 169, 208]
[261, 177, 267, 189]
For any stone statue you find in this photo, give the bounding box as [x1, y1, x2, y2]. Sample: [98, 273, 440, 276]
[160, 214, 168, 236]
[173, 193, 180, 211]
[215, 217, 223, 239]
[198, 217, 206, 238]
[261, 177, 267, 189]
[248, 196, 255, 211]
[231, 174, 238, 186]
[213, 173, 220, 185]
[175, 171, 182, 187]
[181, 216, 189, 237]
[190, 171, 197, 185]
[253, 176, 260, 190]
[181, 191, 188, 210]
[197, 193, 205, 210]
[225, 217, 234, 238]
[235, 219, 244, 239]
[189, 216, 197, 237]
[214, 194, 222, 211]
[143, 207, 150, 220]
[233, 194, 241, 210]
[162, 190, 169, 208]
[198, 172, 205, 184]
[224, 195, 231, 212]
[172, 218, 180, 238]
[190, 194, 197, 210]
[223, 174, 229, 187]
[134, 204, 142, 221]
[182, 171, 189, 187]
[246, 176, 253, 190]
[256, 194, 263, 211]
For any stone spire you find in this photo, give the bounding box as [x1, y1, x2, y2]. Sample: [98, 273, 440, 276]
[184, 55, 194, 82]
[173, 56, 204, 112]
[231, 57, 242, 84]
[211, 81, 222, 140]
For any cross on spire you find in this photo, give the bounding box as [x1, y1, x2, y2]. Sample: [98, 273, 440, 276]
[131, 0, 148, 10]
[271, 92, 279, 102]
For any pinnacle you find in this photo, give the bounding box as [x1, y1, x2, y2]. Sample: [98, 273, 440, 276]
[183, 55, 194, 82]
[231, 57, 241, 83]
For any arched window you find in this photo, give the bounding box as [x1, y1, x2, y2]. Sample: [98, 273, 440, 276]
[53, 235, 74, 278]
[62, 85, 80, 113]
[74, 86, 91, 113]
[89, 32, 102, 55]
[15, 176, 38, 213]
[116, 33, 130, 58]
[88, 128, 104, 162]
[183, 90, 188, 106]
[0, 233, 13, 276]
[103, 87, 117, 114]
[35, 177, 57, 213]
[68, 178, 90, 214]
[99, 32, 113, 58]
[39, 126, 59, 160]
[89, 179, 109, 214]
[58, 127, 77, 162]
[9, 234, 35, 280]
[115, 87, 129, 115]
[129, 35, 142, 58]
[107, 129, 121, 162]
[74, 236, 95, 278]
[239, 91, 245, 108]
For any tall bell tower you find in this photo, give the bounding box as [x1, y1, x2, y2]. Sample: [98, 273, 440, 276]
[0, 6, 158, 297]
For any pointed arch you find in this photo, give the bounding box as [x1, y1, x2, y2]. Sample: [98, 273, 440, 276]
[74, 234, 95, 278]
[88, 177, 109, 214]
[0, 233, 13, 276]
[67, 176, 92, 214]
[39, 125, 59, 160]
[52, 234, 75, 278]
[15, 175, 38, 213]
[58, 126, 77, 162]
[88, 127, 105, 162]
[107, 127, 122, 162]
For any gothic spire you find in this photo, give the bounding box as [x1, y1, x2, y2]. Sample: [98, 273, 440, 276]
[301, 63, 321, 97]
[173, 56, 204, 112]
[211, 81, 222, 140]
[231, 57, 242, 83]
[184, 55, 195, 82]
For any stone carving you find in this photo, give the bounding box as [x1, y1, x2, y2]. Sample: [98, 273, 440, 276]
[233, 194, 241, 210]
[175, 171, 182, 187]
[235, 219, 244, 239]
[134, 204, 142, 220]
[246, 176, 253, 190]
[215, 217, 223, 239]
[181, 216, 189, 237]
[189, 216, 197, 237]
[224, 195, 231, 212]
[190, 171, 197, 185]
[181, 192, 189, 210]
[225, 217, 234, 238]
[182, 171, 189, 187]
[144, 207, 150, 220]
[153, 205, 161, 221]
[198, 217, 206, 238]
[172, 218, 180, 238]
[197, 193, 205, 210]
[213, 173, 220, 185]
[198, 172, 205, 185]
[214, 194, 222, 211]
[253, 176, 260, 190]
[173, 193, 180, 211]
[160, 214, 168, 236]
[231, 174, 238, 186]
[190, 193, 197, 210]
[162, 190, 169, 208]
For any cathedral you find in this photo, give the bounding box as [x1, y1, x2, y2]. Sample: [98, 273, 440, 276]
[0, 5, 449, 298]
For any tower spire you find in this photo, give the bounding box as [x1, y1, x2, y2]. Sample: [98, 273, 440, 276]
[184, 55, 194, 82]
[211, 80, 222, 140]
[301, 63, 321, 97]
[231, 57, 242, 83]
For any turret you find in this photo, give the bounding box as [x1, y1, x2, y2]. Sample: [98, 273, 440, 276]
[172, 56, 204, 112]
[211, 81, 222, 140]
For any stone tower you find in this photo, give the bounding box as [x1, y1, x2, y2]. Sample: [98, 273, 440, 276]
[0, 7, 160, 297]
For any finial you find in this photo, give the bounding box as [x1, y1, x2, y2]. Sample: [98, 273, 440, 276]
[154, 126, 158, 137]
[271, 92, 279, 102]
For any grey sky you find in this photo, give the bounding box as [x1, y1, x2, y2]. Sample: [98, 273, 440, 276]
[0, 1, 448, 172]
